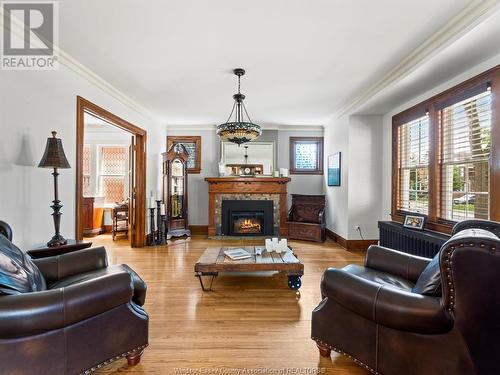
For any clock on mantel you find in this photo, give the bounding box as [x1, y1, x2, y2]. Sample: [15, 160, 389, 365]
[162, 144, 191, 239]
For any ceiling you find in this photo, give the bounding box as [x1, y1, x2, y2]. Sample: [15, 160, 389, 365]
[58, 0, 499, 126]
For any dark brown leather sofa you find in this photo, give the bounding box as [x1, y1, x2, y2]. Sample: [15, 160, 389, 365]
[311, 220, 500, 375]
[0, 236, 148, 375]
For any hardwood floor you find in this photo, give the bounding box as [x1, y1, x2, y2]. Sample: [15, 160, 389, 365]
[93, 234, 369, 375]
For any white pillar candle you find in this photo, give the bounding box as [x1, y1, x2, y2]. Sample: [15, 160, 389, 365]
[160, 203, 166, 215]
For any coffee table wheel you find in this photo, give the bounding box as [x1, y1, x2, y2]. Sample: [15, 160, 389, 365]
[288, 275, 301, 290]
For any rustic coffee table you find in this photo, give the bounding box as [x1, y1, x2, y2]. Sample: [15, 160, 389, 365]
[194, 246, 304, 291]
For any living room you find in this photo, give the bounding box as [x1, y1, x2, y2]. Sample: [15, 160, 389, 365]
[1, 1, 500, 374]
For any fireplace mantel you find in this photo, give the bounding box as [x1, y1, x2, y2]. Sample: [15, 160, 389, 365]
[205, 177, 290, 237]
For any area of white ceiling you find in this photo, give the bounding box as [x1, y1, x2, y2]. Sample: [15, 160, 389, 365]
[354, 5, 500, 115]
[58, 0, 499, 126]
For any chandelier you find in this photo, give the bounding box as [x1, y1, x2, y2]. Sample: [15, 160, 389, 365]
[216, 68, 262, 146]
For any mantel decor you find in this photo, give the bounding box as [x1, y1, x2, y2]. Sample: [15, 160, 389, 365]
[38, 131, 71, 247]
[216, 68, 262, 145]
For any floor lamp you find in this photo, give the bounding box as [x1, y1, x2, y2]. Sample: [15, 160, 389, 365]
[38, 131, 71, 247]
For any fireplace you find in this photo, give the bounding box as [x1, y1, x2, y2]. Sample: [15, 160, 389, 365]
[221, 200, 273, 236]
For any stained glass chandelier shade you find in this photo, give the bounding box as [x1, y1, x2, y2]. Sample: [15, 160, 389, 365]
[216, 68, 262, 145]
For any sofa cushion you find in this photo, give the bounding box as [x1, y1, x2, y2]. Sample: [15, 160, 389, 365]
[412, 255, 441, 296]
[341, 264, 415, 291]
[0, 235, 46, 295]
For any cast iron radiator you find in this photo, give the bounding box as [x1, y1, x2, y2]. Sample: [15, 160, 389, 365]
[378, 221, 450, 258]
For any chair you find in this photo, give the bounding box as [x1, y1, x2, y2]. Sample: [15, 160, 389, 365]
[287, 194, 326, 242]
[0, 235, 148, 375]
[112, 203, 129, 240]
[311, 220, 500, 375]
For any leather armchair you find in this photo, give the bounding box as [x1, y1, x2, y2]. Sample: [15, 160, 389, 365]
[312, 226, 500, 375]
[0, 246, 148, 375]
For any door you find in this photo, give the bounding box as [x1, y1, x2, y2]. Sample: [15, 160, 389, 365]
[128, 135, 136, 245]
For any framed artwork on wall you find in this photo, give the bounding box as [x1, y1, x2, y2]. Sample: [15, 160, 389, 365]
[166, 136, 201, 174]
[327, 152, 341, 186]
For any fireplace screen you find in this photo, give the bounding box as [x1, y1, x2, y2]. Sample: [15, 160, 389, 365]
[231, 211, 264, 235]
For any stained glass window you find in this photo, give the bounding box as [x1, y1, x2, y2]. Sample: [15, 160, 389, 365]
[83, 145, 92, 196]
[98, 146, 128, 204]
[290, 137, 323, 174]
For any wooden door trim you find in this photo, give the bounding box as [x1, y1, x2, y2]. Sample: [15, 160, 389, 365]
[76, 96, 147, 247]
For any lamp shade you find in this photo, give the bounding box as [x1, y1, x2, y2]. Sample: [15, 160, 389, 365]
[38, 131, 71, 169]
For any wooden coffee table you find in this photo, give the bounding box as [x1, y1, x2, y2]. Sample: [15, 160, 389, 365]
[194, 246, 304, 291]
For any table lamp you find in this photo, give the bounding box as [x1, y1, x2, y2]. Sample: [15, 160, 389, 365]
[38, 131, 71, 247]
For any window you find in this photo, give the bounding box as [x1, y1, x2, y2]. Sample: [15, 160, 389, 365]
[392, 65, 499, 231]
[98, 146, 128, 204]
[290, 137, 323, 174]
[439, 89, 492, 221]
[167, 136, 201, 174]
[396, 115, 429, 214]
[82, 144, 92, 196]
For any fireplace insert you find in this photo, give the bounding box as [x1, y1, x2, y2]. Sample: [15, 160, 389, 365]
[221, 200, 273, 236]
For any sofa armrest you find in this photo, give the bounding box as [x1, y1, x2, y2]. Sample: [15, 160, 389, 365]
[0, 271, 133, 338]
[32, 246, 108, 284]
[322, 268, 453, 334]
[365, 245, 431, 282]
[27, 241, 92, 259]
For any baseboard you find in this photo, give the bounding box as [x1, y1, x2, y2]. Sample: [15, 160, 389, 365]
[189, 225, 208, 235]
[326, 228, 378, 251]
[103, 225, 112, 233]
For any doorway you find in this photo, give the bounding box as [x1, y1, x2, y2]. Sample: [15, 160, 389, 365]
[76, 96, 147, 247]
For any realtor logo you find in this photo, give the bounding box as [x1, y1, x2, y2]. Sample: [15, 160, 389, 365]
[1, 1, 59, 70]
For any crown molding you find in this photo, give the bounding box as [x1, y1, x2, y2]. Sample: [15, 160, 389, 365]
[337, 0, 500, 117]
[1, 8, 155, 122]
[165, 124, 324, 132]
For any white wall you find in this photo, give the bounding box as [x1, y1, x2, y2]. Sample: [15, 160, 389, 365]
[0, 66, 163, 249]
[380, 52, 500, 222]
[347, 115, 383, 239]
[165, 127, 324, 225]
[323, 115, 350, 238]
[323, 115, 383, 240]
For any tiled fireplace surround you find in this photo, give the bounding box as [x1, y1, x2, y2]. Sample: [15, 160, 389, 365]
[205, 177, 291, 238]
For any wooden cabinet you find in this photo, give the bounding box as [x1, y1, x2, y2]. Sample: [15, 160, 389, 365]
[162, 144, 191, 239]
[82, 196, 104, 237]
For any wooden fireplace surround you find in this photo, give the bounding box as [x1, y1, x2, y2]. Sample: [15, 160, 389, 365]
[205, 177, 291, 237]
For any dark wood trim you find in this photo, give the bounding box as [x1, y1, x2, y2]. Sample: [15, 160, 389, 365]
[102, 224, 112, 233]
[391, 64, 500, 233]
[326, 228, 377, 251]
[189, 225, 208, 235]
[76, 96, 147, 247]
[289, 137, 324, 175]
[167, 136, 201, 174]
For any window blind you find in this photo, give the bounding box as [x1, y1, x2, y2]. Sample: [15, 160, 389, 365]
[397, 115, 430, 214]
[439, 89, 492, 221]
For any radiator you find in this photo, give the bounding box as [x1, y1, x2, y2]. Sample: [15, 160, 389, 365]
[378, 221, 450, 258]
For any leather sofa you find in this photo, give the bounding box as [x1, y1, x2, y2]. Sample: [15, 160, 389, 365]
[0, 235, 148, 375]
[311, 220, 500, 375]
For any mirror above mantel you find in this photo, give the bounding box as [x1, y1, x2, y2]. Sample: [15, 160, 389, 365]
[221, 141, 276, 176]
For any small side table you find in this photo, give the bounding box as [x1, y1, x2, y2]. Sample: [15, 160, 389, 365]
[27, 240, 92, 259]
